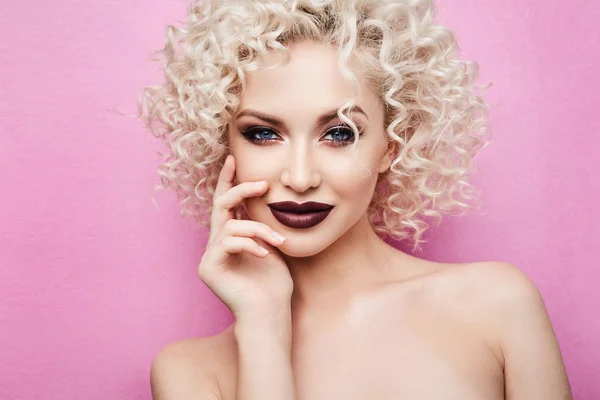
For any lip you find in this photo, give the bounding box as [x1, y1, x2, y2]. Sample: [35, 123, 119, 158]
[267, 201, 334, 229]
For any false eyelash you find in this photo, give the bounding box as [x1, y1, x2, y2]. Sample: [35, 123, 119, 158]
[323, 125, 363, 147]
[240, 126, 281, 144]
[240, 125, 363, 147]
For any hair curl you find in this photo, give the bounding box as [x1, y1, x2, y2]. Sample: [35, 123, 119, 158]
[137, 0, 492, 252]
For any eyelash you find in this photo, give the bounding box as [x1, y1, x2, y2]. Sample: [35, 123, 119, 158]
[240, 125, 362, 148]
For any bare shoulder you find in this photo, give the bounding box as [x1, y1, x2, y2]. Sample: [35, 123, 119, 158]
[412, 261, 550, 362]
[429, 261, 572, 398]
[150, 325, 238, 400]
[431, 260, 540, 296]
[377, 257, 543, 327]
[407, 260, 541, 302]
[417, 260, 546, 320]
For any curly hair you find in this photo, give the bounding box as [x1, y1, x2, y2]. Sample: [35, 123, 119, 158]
[137, 0, 492, 252]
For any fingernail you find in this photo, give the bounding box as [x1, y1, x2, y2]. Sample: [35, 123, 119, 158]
[272, 231, 286, 242]
[258, 246, 269, 256]
[254, 181, 267, 189]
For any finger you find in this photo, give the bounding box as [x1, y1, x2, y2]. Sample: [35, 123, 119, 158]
[210, 155, 237, 232]
[220, 236, 269, 258]
[213, 180, 268, 216]
[213, 155, 235, 199]
[222, 219, 286, 247]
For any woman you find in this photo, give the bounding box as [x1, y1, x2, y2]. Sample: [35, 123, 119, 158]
[139, 0, 572, 398]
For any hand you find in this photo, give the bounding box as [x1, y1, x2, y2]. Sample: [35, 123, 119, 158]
[197, 155, 293, 320]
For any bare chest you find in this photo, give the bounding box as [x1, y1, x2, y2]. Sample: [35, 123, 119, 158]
[289, 298, 504, 400]
[218, 278, 506, 400]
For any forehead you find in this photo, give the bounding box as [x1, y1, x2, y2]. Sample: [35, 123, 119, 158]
[239, 41, 379, 115]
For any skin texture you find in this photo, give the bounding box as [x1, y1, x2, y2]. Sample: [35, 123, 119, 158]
[150, 41, 572, 399]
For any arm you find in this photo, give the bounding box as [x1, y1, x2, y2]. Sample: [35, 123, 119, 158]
[491, 263, 572, 399]
[234, 307, 296, 400]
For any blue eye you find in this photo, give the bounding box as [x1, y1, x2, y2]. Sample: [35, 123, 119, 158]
[241, 127, 280, 143]
[323, 126, 356, 143]
[240, 124, 362, 147]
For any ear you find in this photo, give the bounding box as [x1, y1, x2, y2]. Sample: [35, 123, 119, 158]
[378, 140, 399, 173]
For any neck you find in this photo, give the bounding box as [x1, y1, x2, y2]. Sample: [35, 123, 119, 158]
[282, 214, 400, 318]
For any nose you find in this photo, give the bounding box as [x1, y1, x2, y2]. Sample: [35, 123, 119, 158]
[280, 140, 321, 193]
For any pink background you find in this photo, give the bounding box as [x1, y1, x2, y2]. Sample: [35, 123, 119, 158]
[1, 0, 598, 398]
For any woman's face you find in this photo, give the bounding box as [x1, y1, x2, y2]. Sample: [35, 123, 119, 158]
[228, 41, 393, 257]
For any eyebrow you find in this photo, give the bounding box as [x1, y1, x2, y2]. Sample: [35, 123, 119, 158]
[235, 106, 369, 129]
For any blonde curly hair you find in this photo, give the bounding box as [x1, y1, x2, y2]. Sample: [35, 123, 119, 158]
[137, 0, 492, 252]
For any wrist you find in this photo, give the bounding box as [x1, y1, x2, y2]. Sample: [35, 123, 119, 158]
[234, 303, 292, 326]
[234, 306, 292, 340]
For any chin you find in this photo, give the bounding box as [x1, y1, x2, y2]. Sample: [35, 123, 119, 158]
[275, 237, 331, 258]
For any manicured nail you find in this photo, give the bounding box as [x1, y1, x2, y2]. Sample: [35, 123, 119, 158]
[258, 246, 269, 256]
[272, 231, 286, 242]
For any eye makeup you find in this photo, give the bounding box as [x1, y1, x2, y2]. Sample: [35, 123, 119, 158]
[239, 124, 364, 148]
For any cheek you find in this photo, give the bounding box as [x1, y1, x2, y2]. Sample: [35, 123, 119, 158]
[230, 151, 274, 216]
[228, 133, 269, 183]
[231, 150, 273, 184]
[326, 159, 379, 199]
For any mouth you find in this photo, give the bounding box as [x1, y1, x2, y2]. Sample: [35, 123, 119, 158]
[268, 201, 334, 229]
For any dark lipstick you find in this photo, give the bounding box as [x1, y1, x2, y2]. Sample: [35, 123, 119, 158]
[268, 201, 334, 229]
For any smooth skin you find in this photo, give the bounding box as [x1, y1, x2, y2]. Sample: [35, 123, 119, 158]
[197, 154, 293, 320]
[150, 41, 572, 399]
